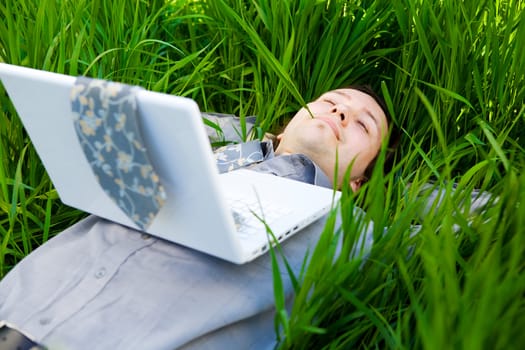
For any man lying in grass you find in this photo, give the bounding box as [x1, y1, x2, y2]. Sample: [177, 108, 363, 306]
[0, 86, 397, 350]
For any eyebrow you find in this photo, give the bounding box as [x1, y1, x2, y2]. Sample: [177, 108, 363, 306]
[332, 90, 381, 133]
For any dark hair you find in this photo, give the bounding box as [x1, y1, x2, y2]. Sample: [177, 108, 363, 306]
[346, 84, 400, 181]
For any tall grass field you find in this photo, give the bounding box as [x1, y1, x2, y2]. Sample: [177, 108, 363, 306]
[1, 0, 524, 348]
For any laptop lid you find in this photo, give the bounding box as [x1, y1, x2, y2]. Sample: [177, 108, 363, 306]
[0, 63, 338, 264]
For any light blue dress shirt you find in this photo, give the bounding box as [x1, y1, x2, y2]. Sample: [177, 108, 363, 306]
[0, 140, 358, 350]
[0, 113, 493, 349]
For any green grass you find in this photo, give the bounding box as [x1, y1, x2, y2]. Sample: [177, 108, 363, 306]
[1, 0, 524, 348]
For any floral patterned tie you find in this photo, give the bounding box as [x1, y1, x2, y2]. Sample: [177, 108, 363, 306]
[70, 77, 167, 230]
[214, 140, 267, 173]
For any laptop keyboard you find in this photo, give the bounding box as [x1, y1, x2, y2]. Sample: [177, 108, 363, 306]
[227, 195, 292, 238]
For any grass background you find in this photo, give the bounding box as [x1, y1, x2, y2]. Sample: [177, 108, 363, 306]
[1, 0, 524, 348]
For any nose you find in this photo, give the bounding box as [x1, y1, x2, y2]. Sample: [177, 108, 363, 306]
[330, 104, 350, 126]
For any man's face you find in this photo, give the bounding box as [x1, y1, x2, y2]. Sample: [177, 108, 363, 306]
[275, 88, 388, 190]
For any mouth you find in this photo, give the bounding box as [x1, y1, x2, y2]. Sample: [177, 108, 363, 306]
[316, 117, 340, 140]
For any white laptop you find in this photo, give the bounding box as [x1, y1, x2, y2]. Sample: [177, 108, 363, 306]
[0, 63, 340, 264]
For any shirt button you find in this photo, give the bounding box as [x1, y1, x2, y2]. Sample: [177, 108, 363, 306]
[95, 267, 107, 279]
[39, 317, 52, 326]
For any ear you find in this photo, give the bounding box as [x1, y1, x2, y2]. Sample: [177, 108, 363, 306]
[276, 133, 284, 141]
[350, 176, 366, 192]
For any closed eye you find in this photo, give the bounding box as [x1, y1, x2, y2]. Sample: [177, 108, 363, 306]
[357, 120, 369, 134]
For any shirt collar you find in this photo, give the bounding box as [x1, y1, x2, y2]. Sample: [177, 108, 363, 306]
[214, 140, 332, 188]
[263, 140, 332, 188]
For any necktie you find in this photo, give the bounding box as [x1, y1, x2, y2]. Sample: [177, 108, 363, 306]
[70, 77, 167, 230]
[214, 140, 267, 173]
